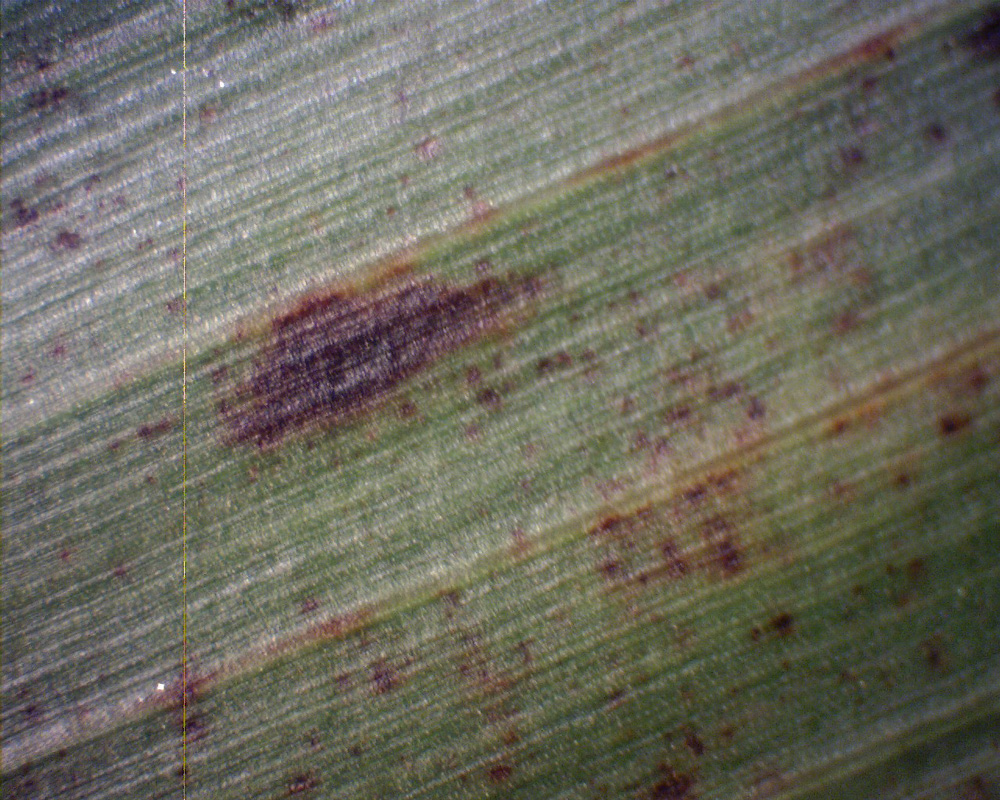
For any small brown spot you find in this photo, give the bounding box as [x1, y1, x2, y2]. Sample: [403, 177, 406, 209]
[923, 122, 948, 144]
[536, 351, 573, 375]
[287, 771, 319, 795]
[684, 730, 705, 757]
[20, 369, 36, 385]
[839, 145, 866, 169]
[828, 417, 849, 437]
[53, 230, 83, 250]
[965, 365, 989, 394]
[599, 558, 625, 580]
[397, 399, 418, 419]
[833, 310, 859, 334]
[369, 659, 399, 694]
[10, 198, 39, 227]
[663, 404, 691, 425]
[137, 416, 174, 439]
[704, 282, 723, 300]
[962, 6, 1000, 60]
[769, 612, 795, 636]
[650, 764, 694, 799]
[894, 471, 912, 489]
[415, 135, 442, 160]
[488, 764, 513, 783]
[906, 558, 925, 581]
[921, 636, 947, 672]
[660, 540, 689, 580]
[476, 387, 502, 411]
[165, 296, 185, 315]
[708, 381, 742, 401]
[938, 412, 971, 436]
[300, 597, 320, 614]
[747, 396, 766, 420]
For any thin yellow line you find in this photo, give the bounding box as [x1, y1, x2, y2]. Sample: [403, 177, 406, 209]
[181, 0, 189, 795]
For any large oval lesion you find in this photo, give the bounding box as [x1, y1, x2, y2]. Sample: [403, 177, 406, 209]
[218, 273, 543, 448]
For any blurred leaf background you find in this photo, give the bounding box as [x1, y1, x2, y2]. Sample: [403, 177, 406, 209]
[2, 0, 999, 798]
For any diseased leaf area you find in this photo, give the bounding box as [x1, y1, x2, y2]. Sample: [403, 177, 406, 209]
[220, 273, 541, 447]
[3, 2, 1000, 800]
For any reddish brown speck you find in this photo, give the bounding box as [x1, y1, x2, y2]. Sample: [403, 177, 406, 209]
[415, 136, 442, 160]
[923, 122, 948, 144]
[10, 198, 39, 227]
[921, 636, 946, 671]
[966, 365, 989, 394]
[770, 612, 795, 636]
[833, 310, 859, 334]
[137, 416, 174, 439]
[650, 764, 694, 799]
[476, 387, 502, 411]
[488, 764, 513, 784]
[839, 145, 866, 169]
[747, 396, 766, 420]
[684, 730, 705, 757]
[300, 597, 320, 614]
[54, 230, 82, 250]
[28, 86, 70, 110]
[660, 540, 690, 579]
[663, 404, 691, 425]
[369, 659, 399, 695]
[287, 772, 319, 795]
[938, 413, 971, 436]
[907, 557, 925, 581]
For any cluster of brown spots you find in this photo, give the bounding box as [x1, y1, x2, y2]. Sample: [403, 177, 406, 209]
[10, 197, 39, 227]
[137, 416, 175, 439]
[649, 763, 695, 799]
[938, 412, 971, 436]
[962, 6, 1000, 60]
[536, 351, 573, 375]
[219, 275, 534, 447]
[659, 540, 690, 580]
[702, 516, 742, 577]
[28, 85, 70, 110]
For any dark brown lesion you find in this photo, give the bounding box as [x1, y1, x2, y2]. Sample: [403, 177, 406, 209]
[219, 275, 537, 447]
